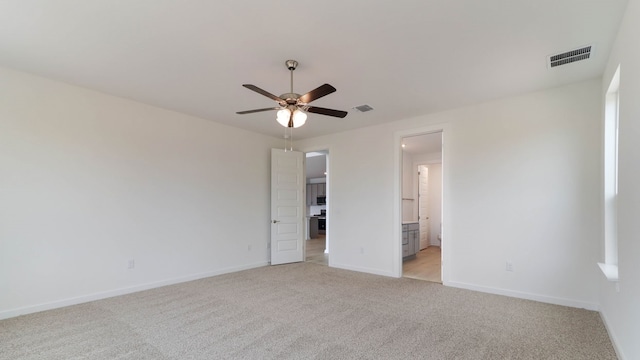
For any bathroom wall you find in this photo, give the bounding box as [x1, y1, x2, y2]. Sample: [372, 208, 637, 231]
[424, 163, 442, 246]
[402, 152, 415, 221]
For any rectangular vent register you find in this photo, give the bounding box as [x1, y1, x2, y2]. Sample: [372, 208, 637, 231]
[548, 45, 592, 68]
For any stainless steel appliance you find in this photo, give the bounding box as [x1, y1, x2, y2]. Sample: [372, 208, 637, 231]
[318, 209, 326, 234]
[318, 218, 326, 231]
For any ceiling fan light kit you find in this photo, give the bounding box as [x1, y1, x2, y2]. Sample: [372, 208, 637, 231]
[276, 108, 307, 128]
[236, 60, 347, 129]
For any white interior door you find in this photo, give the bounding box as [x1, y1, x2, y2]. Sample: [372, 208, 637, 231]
[418, 165, 430, 249]
[271, 149, 305, 265]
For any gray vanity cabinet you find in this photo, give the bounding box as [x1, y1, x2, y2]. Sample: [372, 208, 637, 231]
[402, 222, 420, 261]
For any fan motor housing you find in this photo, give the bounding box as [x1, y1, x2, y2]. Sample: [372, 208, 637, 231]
[280, 93, 301, 105]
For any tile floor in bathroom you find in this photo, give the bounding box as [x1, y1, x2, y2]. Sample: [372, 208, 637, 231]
[402, 246, 442, 283]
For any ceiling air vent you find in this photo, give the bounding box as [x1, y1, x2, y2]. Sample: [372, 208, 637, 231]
[353, 104, 374, 112]
[548, 45, 593, 68]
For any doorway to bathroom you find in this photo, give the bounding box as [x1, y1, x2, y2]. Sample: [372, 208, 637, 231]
[401, 132, 443, 282]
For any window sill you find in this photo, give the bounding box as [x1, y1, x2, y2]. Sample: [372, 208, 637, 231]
[598, 263, 619, 281]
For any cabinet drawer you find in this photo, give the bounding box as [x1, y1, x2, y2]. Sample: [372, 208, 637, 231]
[408, 223, 419, 231]
[402, 232, 408, 245]
[402, 244, 409, 257]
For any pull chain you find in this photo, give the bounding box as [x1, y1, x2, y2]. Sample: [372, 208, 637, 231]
[289, 127, 293, 151]
[283, 127, 287, 151]
[283, 126, 293, 152]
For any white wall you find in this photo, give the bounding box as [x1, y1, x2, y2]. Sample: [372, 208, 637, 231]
[309, 205, 326, 215]
[412, 152, 442, 164]
[401, 152, 414, 221]
[599, 0, 640, 358]
[295, 79, 602, 308]
[0, 66, 280, 319]
[424, 163, 442, 246]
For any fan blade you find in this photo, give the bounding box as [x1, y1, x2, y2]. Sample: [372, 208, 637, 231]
[306, 106, 348, 118]
[236, 107, 281, 115]
[242, 84, 284, 103]
[298, 84, 337, 104]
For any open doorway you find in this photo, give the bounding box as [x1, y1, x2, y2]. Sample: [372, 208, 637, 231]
[305, 150, 328, 265]
[401, 132, 442, 282]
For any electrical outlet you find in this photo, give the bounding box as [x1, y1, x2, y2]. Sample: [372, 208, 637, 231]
[128, 259, 135, 269]
[506, 261, 514, 272]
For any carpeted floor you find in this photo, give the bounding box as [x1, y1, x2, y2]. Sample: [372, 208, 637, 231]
[0, 263, 617, 359]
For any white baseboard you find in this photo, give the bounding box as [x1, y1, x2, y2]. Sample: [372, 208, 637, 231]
[445, 280, 599, 311]
[599, 310, 627, 360]
[329, 262, 398, 278]
[0, 261, 268, 320]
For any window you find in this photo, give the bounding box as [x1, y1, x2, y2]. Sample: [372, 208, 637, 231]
[599, 65, 620, 281]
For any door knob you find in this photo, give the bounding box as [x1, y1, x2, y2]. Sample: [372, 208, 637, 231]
[272, 220, 280, 224]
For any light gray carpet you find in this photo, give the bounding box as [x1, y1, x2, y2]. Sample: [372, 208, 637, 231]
[0, 263, 617, 359]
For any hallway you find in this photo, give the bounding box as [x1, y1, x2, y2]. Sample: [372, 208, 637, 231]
[305, 235, 327, 266]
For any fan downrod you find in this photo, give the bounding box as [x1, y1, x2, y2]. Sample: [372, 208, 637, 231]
[282, 60, 300, 103]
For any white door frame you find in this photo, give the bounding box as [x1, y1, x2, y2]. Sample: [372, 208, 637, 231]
[394, 124, 450, 283]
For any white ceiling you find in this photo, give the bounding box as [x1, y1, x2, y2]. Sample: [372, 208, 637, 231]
[0, 1, 628, 140]
[402, 132, 442, 155]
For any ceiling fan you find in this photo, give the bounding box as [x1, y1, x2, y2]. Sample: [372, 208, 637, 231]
[236, 60, 348, 128]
